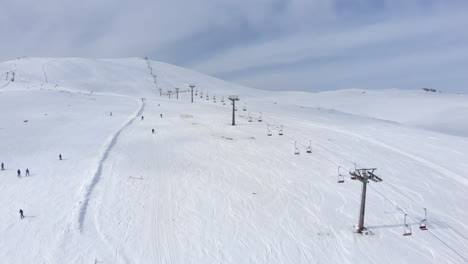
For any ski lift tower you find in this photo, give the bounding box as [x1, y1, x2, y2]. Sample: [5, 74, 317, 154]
[159, 88, 162, 96]
[350, 168, 383, 235]
[175, 88, 180, 99]
[228, 95, 240, 126]
[189, 84, 195, 103]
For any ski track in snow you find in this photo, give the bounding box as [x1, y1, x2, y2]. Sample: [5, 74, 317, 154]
[65, 96, 144, 233]
[1, 81, 10, 88]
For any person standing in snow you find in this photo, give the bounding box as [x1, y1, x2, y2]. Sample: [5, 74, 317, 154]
[160, 114, 163, 118]
[59, 154, 62, 160]
[17, 169, 21, 178]
[141, 116, 144, 120]
[1, 162, 4, 170]
[152, 128, 155, 134]
[19, 209, 24, 219]
[26, 168, 30, 176]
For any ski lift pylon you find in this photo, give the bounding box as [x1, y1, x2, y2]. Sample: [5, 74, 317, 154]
[337, 166, 345, 183]
[420, 208, 428, 230]
[403, 214, 412, 236]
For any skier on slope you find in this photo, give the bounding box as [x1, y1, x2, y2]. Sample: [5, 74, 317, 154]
[152, 128, 155, 134]
[26, 168, 30, 176]
[141, 116, 144, 120]
[19, 209, 24, 219]
[1, 162, 4, 170]
[59, 154, 62, 160]
[17, 169, 21, 178]
[160, 114, 163, 118]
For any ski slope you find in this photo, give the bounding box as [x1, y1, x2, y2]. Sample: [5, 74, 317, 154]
[0, 57, 467, 263]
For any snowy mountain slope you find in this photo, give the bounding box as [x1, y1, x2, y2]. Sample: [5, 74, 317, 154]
[263, 89, 468, 137]
[0, 57, 467, 263]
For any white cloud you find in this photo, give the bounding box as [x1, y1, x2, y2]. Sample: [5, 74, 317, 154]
[191, 8, 468, 76]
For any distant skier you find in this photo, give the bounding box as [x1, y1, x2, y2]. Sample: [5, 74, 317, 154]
[26, 168, 30, 176]
[110, 112, 112, 116]
[17, 169, 21, 178]
[160, 114, 163, 118]
[1, 162, 4, 170]
[59, 154, 62, 160]
[19, 209, 24, 219]
[152, 128, 155, 134]
[141, 116, 144, 120]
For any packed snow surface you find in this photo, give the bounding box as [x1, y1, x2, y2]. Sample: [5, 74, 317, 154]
[1, 57, 467, 263]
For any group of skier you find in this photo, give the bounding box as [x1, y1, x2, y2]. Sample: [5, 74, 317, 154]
[9, 103, 164, 221]
[3, 154, 65, 219]
[16, 168, 30, 178]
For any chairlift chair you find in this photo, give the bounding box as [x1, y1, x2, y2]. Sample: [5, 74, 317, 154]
[294, 142, 300, 155]
[306, 140, 312, 153]
[403, 214, 412, 236]
[279, 125, 283, 136]
[258, 112, 262, 122]
[420, 208, 428, 230]
[350, 163, 358, 180]
[337, 166, 345, 183]
[248, 113, 253, 122]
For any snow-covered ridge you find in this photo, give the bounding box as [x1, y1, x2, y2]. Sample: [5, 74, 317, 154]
[2, 57, 466, 137]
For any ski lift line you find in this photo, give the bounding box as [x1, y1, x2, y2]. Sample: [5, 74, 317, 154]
[266, 116, 468, 255]
[266, 117, 361, 167]
[318, 136, 468, 247]
[274, 125, 350, 168]
[369, 185, 468, 262]
[384, 181, 468, 244]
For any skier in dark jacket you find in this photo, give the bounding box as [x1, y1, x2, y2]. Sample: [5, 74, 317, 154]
[1, 162, 4, 170]
[26, 168, 30, 176]
[59, 154, 62, 160]
[19, 209, 24, 219]
[152, 128, 155, 134]
[17, 169, 21, 178]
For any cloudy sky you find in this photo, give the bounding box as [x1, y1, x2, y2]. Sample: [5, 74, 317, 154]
[1, 0, 467, 92]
